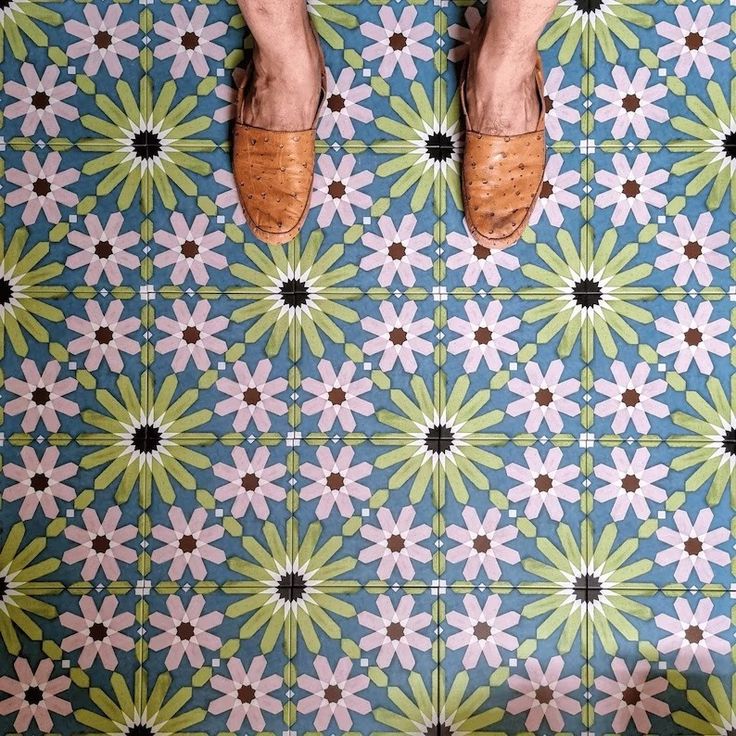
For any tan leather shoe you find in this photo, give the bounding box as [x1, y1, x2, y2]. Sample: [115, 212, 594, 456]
[232, 32, 325, 246]
[461, 56, 546, 250]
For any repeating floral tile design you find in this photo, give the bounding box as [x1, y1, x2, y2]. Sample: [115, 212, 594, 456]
[0, 0, 735, 734]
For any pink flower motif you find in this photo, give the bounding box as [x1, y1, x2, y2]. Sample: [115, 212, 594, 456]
[64, 4, 139, 77]
[5, 151, 79, 225]
[155, 299, 229, 372]
[594, 658, 669, 734]
[446, 593, 519, 668]
[0, 658, 71, 733]
[530, 153, 581, 227]
[359, 214, 433, 288]
[66, 213, 141, 286]
[445, 507, 520, 581]
[149, 595, 223, 669]
[655, 213, 729, 287]
[507, 656, 582, 732]
[656, 6, 730, 79]
[300, 446, 371, 519]
[301, 360, 374, 433]
[506, 447, 580, 521]
[655, 597, 731, 673]
[357, 593, 432, 669]
[213, 67, 246, 124]
[214, 167, 246, 226]
[318, 67, 374, 139]
[151, 507, 226, 581]
[361, 301, 433, 373]
[66, 299, 141, 373]
[215, 359, 288, 432]
[60, 595, 135, 670]
[594, 66, 668, 139]
[154, 212, 227, 286]
[312, 154, 374, 228]
[360, 6, 433, 80]
[655, 301, 729, 375]
[507, 360, 581, 434]
[296, 655, 370, 731]
[447, 299, 519, 373]
[593, 447, 668, 521]
[153, 5, 227, 78]
[212, 446, 287, 520]
[359, 506, 432, 580]
[63, 507, 137, 581]
[447, 7, 481, 63]
[594, 152, 669, 226]
[543, 66, 582, 141]
[209, 656, 283, 732]
[655, 508, 730, 584]
[446, 221, 520, 287]
[3, 63, 78, 136]
[2, 445, 77, 520]
[593, 361, 669, 434]
[4, 358, 80, 433]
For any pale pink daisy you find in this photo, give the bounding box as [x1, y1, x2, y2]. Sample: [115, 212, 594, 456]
[447, 7, 481, 63]
[63, 507, 137, 581]
[655, 597, 731, 673]
[213, 67, 246, 124]
[213, 167, 246, 226]
[5, 150, 79, 225]
[66, 299, 141, 373]
[655, 301, 729, 374]
[153, 212, 227, 286]
[507, 360, 581, 434]
[360, 6, 433, 80]
[357, 593, 433, 669]
[506, 447, 580, 521]
[594, 658, 669, 734]
[215, 359, 289, 432]
[446, 221, 520, 287]
[3, 63, 78, 136]
[593, 447, 668, 521]
[359, 506, 432, 580]
[361, 301, 434, 372]
[311, 154, 374, 228]
[151, 507, 226, 581]
[359, 214, 433, 288]
[447, 299, 519, 373]
[446, 593, 519, 669]
[594, 66, 668, 139]
[300, 446, 371, 519]
[655, 508, 729, 584]
[656, 6, 730, 79]
[0, 658, 71, 733]
[301, 359, 374, 433]
[4, 358, 80, 433]
[529, 153, 581, 227]
[445, 507, 520, 581]
[64, 4, 139, 77]
[318, 67, 374, 139]
[153, 5, 227, 78]
[60, 595, 135, 670]
[593, 361, 669, 434]
[543, 66, 582, 141]
[209, 656, 283, 732]
[507, 656, 582, 732]
[594, 152, 668, 226]
[212, 446, 287, 520]
[149, 594, 223, 669]
[66, 213, 141, 286]
[297, 655, 370, 731]
[655, 212, 730, 287]
[2, 445, 77, 520]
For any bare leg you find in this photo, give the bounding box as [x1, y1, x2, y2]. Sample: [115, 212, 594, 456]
[466, 0, 559, 136]
[236, 0, 321, 130]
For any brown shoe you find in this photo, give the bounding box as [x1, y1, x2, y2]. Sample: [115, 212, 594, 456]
[460, 55, 546, 250]
[232, 31, 325, 246]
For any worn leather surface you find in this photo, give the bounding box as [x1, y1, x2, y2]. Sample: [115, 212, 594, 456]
[461, 57, 546, 250]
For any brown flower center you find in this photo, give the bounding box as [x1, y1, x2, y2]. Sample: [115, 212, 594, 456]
[473, 243, 490, 260]
[540, 179, 554, 199]
[684, 624, 703, 644]
[95, 239, 113, 259]
[622, 474, 639, 493]
[237, 684, 256, 703]
[386, 622, 405, 640]
[474, 327, 493, 345]
[388, 241, 406, 260]
[180, 31, 199, 50]
[89, 622, 108, 641]
[387, 533, 405, 553]
[684, 327, 702, 346]
[621, 93, 640, 113]
[326, 472, 344, 491]
[622, 179, 640, 198]
[176, 621, 195, 640]
[178, 534, 197, 553]
[182, 325, 200, 344]
[94, 30, 113, 49]
[32, 386, 51, 405]
[535, 473, 553, 493]
[621, 388, 640, 407]
[243, 387, 261, 405]
[389, 327, 407, 345]
[473, 534, 491, 553]
[181, 240, 199, 258]
[327, 93, 345, 113]
[328, 181, 346, 200]
[241, 472, 259, 492]
[95, 325, 114, 344]
[92, 534, 110, 553]
[536, 685, 554, 704]
[622, 686, 640, 705]
[324, 684, 342, 703]
[684, 537, 702, 556]
[473, 621, 492, 640]
[683, 241, 702, 260]
[328, 387, 346, 405]
[535, 388, 554, 407]
[684, 31, 703, 50]
[33, 178, 51, 197]
[31, 91, 50, 109]
[388, 32, 407, 51]
[31, 473, 49, 491]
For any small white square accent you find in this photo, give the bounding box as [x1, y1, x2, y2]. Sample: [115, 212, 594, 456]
[658, 67, 667, 76]
[67, 66, 76, 74]
[215, 508, 224, 518]
[362, 68, 371, 77]
[216, 68, 224, 77]
[62, 660, 70, 669]
[658, 661, 667, 670]
[509, 657, 517, 667]
[657, 215, 666, 224]
[69, 214, 77, 223]
[287, 432, 302, 447]
[65, 509, 75, 518]
[140, 540, 148, 549]
[212, 658, 220, 667]
[578, 432, 595, 448]
[361, 508, 370, 517]
[360, 658, 369, 667]
[432, 286, 447, 302]
[508, 509, 517, 518]
[362, 216, 371, 225]
[363, 362, 372, 371]
[658, 510, 666, 519]
[218, 361, 226, 370]
[509, 361, 517, 371]
[216, 215, 225, 224]
[68, 361, 77, 370]
[658, 363, 666, 372]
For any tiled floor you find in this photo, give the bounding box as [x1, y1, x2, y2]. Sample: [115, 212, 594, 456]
[0, 0, 735, 734]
